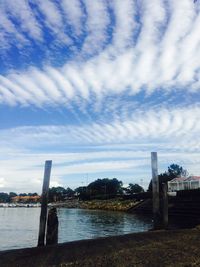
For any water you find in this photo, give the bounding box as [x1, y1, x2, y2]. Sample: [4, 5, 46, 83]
[0, 208, 40, 251]
[0, 208, 152, 251]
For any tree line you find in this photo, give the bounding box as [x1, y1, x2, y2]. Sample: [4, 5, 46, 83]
[49, 164, 188, 201]
[0, 164, 187, 203]
[0, 180, 144, 203]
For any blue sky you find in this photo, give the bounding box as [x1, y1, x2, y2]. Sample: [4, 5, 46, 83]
[0, 0, 200, 193]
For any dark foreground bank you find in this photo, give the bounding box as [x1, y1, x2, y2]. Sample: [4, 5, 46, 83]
[1, 228, 200, 267]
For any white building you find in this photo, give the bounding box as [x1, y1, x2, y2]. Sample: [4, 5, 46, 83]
[168, 176, 200, 192]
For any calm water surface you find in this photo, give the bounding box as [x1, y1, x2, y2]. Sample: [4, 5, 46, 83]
[0, 208, 152, 251]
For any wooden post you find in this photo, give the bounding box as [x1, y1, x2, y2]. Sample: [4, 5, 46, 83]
[151, 152, 160, 229]
[46, 207, 58, 246]
[162, 183, 168, 229]
[38, 160, 52, 247]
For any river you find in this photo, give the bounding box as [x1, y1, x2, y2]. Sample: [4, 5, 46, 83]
[0, 208, 152, 251]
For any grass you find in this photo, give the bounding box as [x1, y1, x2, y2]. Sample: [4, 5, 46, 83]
[1, 228, 200, 267]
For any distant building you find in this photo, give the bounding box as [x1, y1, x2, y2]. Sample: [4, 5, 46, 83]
[168, 176, 200, 192]
[11, 195, 41, 203]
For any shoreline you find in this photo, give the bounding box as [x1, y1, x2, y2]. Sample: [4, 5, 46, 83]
[50, 199, 140, 212]
[1, 228, 200, 267]
[0, 199, 139, 211]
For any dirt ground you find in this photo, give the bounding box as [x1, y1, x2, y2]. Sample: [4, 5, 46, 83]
[1, 229, 200, 267]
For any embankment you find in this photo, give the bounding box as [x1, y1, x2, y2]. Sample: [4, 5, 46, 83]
[78, 199, 138, 211]
[1, 228, 200, 267]
[51, 199, 139, 212]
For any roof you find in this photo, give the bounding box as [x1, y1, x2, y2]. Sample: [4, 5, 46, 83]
[169, 176, 200, 183]
[186, 176, 200, 181]
[12, 196, 41, 200]
[170, 177, 186, 182]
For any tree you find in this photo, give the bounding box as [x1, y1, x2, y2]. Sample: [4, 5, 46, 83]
[9, 192, 17, 197]
[74, 186, 88, 200]
[167, 164, 188, 179]
[65, 187, 75, 198]
[8, 192, 18, 202]
[0, 192, 9, 203]
[148, 164, 188, 191]
[87, 178, 123, 198]
[125, 183, 144, 195]
[28, 192, 38, 196]
[48, 187, 66, 202]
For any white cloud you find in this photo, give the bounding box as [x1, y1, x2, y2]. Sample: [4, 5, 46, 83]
[0, 146, 200, 192]
[0, 106, 199, 147]
[0, 74, 34, 106]
[0, 104, 199, 192]
[81, 0, 110, 54]
[3, 0, 43, 41]
[0, 0, 200, 192]
[0, 0, 199, 102]
[0, 177, 7, 188]
[35, 0, 71, 44]
[110, 0, 136, 50]
[0, 8, 28, 50]
[61, 0, 84, 36]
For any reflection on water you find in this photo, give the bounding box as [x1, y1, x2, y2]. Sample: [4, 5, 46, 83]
[58, 208, 152, 243]
[0, 208, 152, 251]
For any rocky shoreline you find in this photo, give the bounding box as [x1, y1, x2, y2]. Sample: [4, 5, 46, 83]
[50, 199, 139, 212]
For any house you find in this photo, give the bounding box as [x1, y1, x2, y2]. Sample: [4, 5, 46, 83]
[168, 176, 200, 192]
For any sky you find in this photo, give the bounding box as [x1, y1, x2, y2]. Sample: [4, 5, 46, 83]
[0, 0, 200, 193]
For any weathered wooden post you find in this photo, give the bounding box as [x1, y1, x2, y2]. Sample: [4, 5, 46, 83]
[46, 207, 58, 245]
[151, 152, 160, 229]
[38, 160, 52, 247]
[162, 183, 168, 229]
